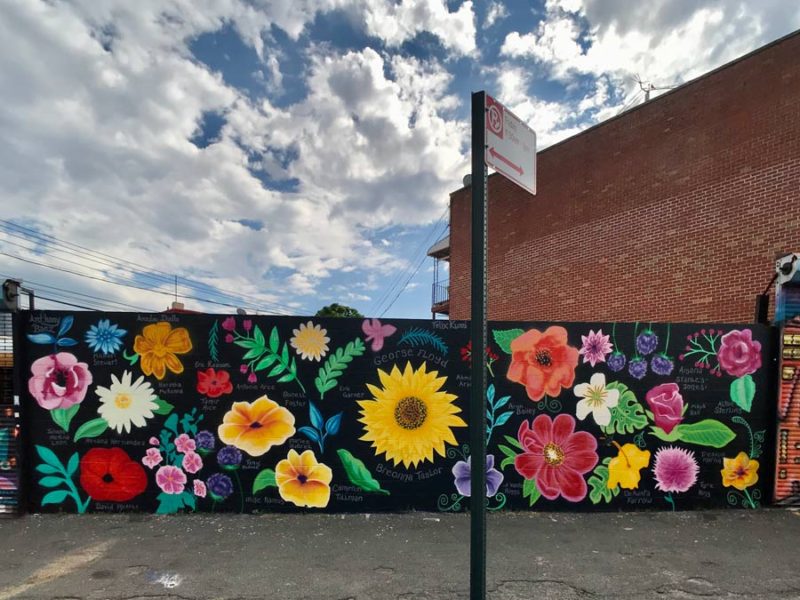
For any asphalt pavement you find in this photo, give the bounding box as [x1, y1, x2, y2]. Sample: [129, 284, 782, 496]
[1, 509, 799, 599]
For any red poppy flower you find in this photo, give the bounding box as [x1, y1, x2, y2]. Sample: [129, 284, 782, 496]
[514, 414, 598, 502]
[507, 326, 579, 401]
[196, 368, 233, 398]
[80, 447, 147, 502]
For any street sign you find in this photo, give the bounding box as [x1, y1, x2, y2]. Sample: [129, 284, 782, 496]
[484, 94, 537, 195]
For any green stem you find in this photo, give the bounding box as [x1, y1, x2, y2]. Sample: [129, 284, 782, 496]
[743, 488, 757, 509]
[664, 493, 675, 512]
[664, 324, 671, 352]
[234, 471, 245, 514]
[611, 322, 618, 346]
[486, 360, 495, 378]
[64, 476, 89, 514]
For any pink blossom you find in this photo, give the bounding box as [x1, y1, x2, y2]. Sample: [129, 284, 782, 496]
[225, 334, 234, 343]
[240, 364, 248, 374]
[243, 320, 252, 332]
[718, 329, 762, 377]
[645, 383, 684, 434]
[155, 465, 187, 495]
[182, 451, 203, 474]
[221, 316, 236, 331]
[149, 437, 160, 446]
[578, 329, 613, 367]
[652, 446, 698, 493]
[247, 372, 257, 384]
[175, 434, 196, 454]
[193, 480, 207, 498]
[142, 448, 163, 469]
[28, 353, 92, 410]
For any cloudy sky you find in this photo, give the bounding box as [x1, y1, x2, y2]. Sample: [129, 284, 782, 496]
[1, 0, 798, 318]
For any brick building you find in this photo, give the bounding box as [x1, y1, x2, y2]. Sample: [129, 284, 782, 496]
[429, 30, 800, 322]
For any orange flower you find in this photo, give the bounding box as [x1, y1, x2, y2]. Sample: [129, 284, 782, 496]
[218, 396, 295, 456]
[507, 326, 579, 401]
[133, 322, 192, 380]
[721, 452, 759, 490]
[275, 449, 332, 508]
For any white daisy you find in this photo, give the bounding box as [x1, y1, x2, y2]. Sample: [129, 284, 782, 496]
[573, 373, 620, 427]
[96, 371, 158, 433]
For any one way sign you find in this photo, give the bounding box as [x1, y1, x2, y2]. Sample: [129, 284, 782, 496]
[485, 94, 536, 195]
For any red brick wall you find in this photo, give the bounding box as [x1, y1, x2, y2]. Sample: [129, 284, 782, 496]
[448, 32, 800, 322]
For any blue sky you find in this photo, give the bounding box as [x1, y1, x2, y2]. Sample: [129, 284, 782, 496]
[0, 1, 798, 318]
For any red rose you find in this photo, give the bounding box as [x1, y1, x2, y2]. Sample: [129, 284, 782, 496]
[645, 383, 684, 434]
[80, 448, 147, 502]
[718, 329, 762, 378]
[196, 368, 233, 398]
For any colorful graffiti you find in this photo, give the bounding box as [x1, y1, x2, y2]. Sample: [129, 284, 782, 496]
[18, 312, 773, 513]
[774, 317, 800, 505]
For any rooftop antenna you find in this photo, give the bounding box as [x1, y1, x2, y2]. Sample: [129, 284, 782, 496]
[634, 74, 676, 102]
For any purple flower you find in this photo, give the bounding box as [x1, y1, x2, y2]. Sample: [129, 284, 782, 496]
[207, 473, 233, 500]
[607, 352, 627, 372]
[636, 330, 659, 356]
[195, 430, 215, 454]
[217, 445, 243, 470]
[452, 454, 504, 498]
[578, 329, 613, 367]
[628, 357, 648, 380]
[651, 354, 674, 376]
[653, 446, 698, 493]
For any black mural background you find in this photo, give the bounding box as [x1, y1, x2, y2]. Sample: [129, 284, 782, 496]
[18, 311, 775, 513]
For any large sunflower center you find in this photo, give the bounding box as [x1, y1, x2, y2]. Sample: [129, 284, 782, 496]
[543, 442, 565, 466]
[114, 393, 133, 409]
[534, 349, 552, 367]
[394, 397, 428, 430]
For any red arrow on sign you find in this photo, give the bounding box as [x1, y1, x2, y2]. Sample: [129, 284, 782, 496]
[488, 147, 523, 175]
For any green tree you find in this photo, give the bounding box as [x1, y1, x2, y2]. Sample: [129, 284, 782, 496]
[315, 303, 363, 318]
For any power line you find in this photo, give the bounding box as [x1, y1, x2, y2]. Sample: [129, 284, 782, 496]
[35, 294, 100, 311]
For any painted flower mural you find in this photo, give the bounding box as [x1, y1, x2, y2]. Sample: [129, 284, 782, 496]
[607, 443, 651, 490]
[80, 448, 147, 502]
[217, 396, 295, 457]
[721, 452, 759, 490]
[28, 352, 92, 410]
[717, 329, 762, 377]
[573, 373, 619, 427]
[452, 455, 504, 497]
[507, 326, 579, 402]
[652, 446, 698, 493]
[196, 368, 233, 398]
[275, 449, 332, 508]
[358, 362, 466, 469]
[85, 319, 127, 354]
[514, 415, 598, 502]
[96, 371, 158, 434]
[578, 329, 613, 367]
[290, 321, 330, 361]
[645, 383, 685, 434]
[133, 322, 192, 380]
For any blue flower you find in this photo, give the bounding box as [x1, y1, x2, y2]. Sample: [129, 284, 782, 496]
[85, 319, 126, 354]
[635, 330, 659, 356]
[217, 445, 243, 470]
[607, 352, 627, 372]
[651, 354, 675, 376]
[628, 357, 648, 380]
[207, 473, 233, 500]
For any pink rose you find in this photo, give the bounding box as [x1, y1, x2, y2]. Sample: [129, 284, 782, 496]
[193, 480, 207, 498]
[718, 329, 762, 377]
[155, 465, 187, 495]
[149, 437, 160, 446]
[182, 451, 203, 474]
[175, 434, 196, 454]
[28, 352, 92, 410]
[221, 316, 236, 332]
[645, 383, 684, 434]
[142, 448, 163, 469]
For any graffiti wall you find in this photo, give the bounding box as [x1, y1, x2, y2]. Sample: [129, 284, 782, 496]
[18, 311, 774, 513]
[774, 317, 800, 505]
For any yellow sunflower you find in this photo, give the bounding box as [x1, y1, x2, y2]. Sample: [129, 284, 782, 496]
[358, 362, 466, 469]
[290, 321, 330, 361]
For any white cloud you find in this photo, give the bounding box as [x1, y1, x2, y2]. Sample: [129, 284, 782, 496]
[484, 1, 509, 28]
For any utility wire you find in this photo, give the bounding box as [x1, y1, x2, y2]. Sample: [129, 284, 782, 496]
[35, 294, 100, 311]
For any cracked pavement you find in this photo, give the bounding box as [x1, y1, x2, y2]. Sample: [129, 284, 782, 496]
[1, 510, 800, 599]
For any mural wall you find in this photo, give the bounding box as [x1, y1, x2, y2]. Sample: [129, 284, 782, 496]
[774, 317, 800, 505]
[18, 311, 774, 513]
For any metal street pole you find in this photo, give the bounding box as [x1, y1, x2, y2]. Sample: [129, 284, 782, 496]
[469, 90, 488, 600]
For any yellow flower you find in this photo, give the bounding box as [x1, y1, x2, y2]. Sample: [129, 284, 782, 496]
[607, 443, 651, 490]
[721, 452, 759, 490]
[133, 322, 192, 380]
[290, 321, 330, 361]
[358, 362, 466, 469]
[218, 395, 295, 456]
[275, 449, 332, 508]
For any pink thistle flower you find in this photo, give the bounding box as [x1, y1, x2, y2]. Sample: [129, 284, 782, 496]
[225, 334, 234, 343]
[247, 372, 257, 384]
[155, 465, 187, 495]
[182, 451, 203, 474]
[193, 480, 207, 498]
[243, 320, 252, 332]
[652, 446, 698, 493]
[149, 437, 160, 446]
[174, 434, 196, 454]
[578, 329, 613, 367]
[221, 316, 236, 332]
[240, 364, 248, 374]
[142, 448, 163, 469]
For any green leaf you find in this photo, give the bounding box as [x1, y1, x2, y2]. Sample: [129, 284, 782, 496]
[73, 418, 109, 442]
[35, 445, 64, 472]
[649, 425, 681, 442]
[41, 490, 70, 506]
[315, 338, 366, 398]
[675, 419, 736, 448]
[587, 457, 619, 504]
[164, 413, 179, 434]
[277, 373, 295, 383]
[182, 491, 196, 511]
[242, 347, 264, 360]
[50, 404, 81, 432]
[500, 455, 516, 470]
[35, 463, 60, 475]
[522, 478, 541, 507]
[39, 476, 65, 488]
[337, 449, 390, 495]
[255, 354, 278, 371]
[234, 339, 259, 349]
[153, 398, 174, 416]
[268, 362, 285, 377]
[268, 326, 279, 353]
[156, 492, 185, 514]
[66, 453, 79, 477]
[503, 435, 524, 451]
[253, 469, 277, 494]
[730, 375, 755, 413]
[492, 329, 525, 354]
[601, 382, 648, 435]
